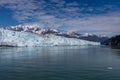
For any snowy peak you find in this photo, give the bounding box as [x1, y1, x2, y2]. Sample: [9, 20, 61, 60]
[5, 24, 41, 32]
[3, 24, 108, 42]
[0, 29, 100, 47]
[81, 33, 94, 37]
[4, 24, 59, 35]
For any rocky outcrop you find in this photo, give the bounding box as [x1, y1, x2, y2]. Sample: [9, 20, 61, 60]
[108, 35, 120, 46]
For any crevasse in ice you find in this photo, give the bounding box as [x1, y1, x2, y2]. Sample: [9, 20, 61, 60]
[0, 29, 100, 46]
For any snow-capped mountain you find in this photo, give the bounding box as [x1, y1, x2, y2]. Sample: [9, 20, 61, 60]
[0, 24, 102, 46]
[4, 24, 108, 42]
[0, 29, 100, 47]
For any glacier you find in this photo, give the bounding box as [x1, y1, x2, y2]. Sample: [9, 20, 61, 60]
[0, 29, 100, 47]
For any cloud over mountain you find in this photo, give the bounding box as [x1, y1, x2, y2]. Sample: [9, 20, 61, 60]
[0, 0, 120, 36]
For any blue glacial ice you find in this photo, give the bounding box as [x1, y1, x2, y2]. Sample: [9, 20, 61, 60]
[0, 29, 100, 47]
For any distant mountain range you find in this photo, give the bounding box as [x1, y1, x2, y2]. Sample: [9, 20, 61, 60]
[1, 24, 120, 47]
[0, 24, 100, 47]
[3, 24, 108, 43]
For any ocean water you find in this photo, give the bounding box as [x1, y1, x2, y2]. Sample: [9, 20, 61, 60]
[0, 46, 120, 80]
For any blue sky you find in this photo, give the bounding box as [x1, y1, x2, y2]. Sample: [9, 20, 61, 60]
[0, 0, 120, 36]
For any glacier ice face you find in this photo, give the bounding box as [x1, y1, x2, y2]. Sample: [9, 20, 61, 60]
[4, 24, 108, 42]
[0, 29, 100, 47]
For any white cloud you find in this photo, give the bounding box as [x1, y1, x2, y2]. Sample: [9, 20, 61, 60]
[58, 12, 120, 36]
[0, 0, 120, 36]
[66, 2, 79, 7]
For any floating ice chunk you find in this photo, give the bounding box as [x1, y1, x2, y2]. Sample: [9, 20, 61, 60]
[107, 67, 113, 70]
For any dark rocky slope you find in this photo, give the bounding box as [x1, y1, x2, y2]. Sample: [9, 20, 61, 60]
[109, 35, 120, 46]
[102, 35, 120, 48]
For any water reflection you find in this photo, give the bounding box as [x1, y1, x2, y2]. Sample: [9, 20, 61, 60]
[110, 46, 120, 49]
[0, 46, 98, 58]
[0, 46, 120, 80]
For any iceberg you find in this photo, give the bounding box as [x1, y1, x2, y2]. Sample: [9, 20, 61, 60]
[0, 29, 100, 47]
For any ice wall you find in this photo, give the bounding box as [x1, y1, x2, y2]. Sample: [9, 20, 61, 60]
[0, 29, 100, 47]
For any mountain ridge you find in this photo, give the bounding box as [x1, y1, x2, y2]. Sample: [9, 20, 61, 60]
[2, 24, 108, 42]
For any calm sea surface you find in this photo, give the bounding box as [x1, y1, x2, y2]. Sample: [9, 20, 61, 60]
[0, 46, 120, 80]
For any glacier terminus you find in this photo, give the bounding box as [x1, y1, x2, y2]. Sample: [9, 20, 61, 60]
[0, 29, 100, 47]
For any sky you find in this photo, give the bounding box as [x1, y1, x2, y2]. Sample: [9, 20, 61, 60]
[0, 0, 120, 36]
